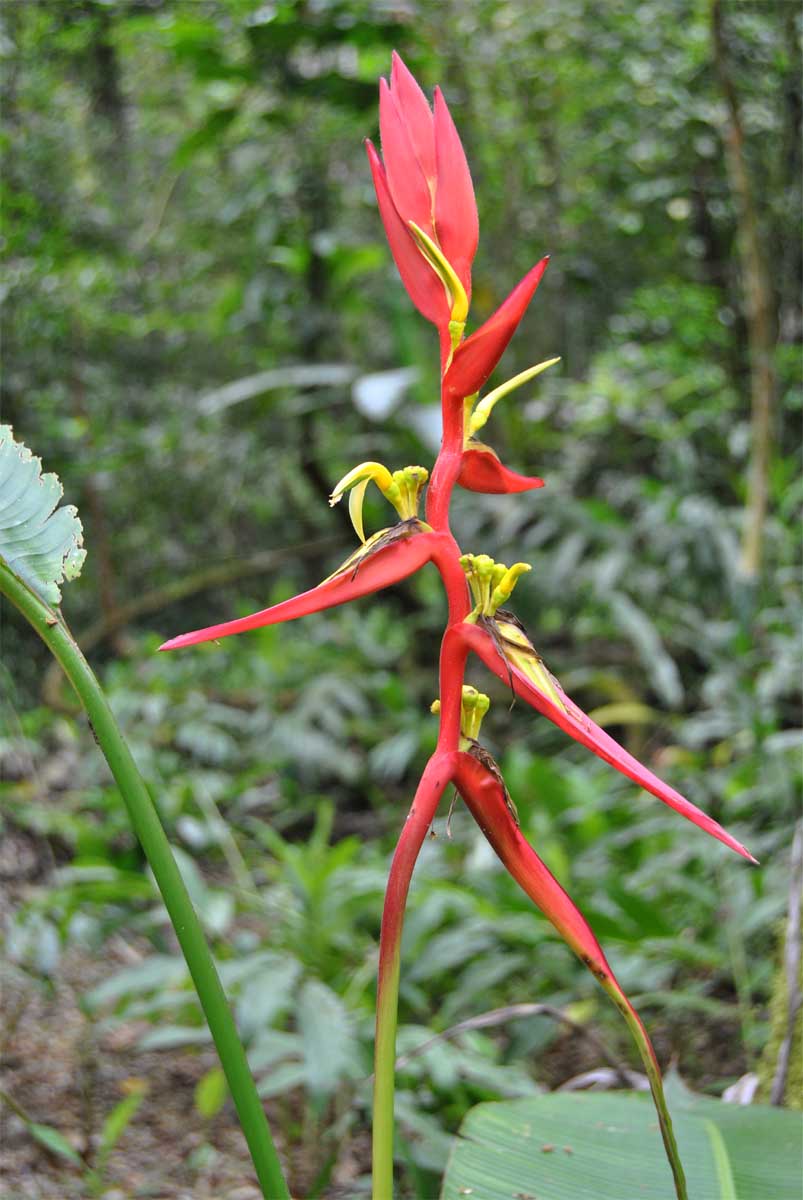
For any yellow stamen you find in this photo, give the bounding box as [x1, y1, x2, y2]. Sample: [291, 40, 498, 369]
[489, 563, 532, 613]
[460, 553, 531, 619]
[329, 462, 428, 543]
[431, 686, 492, 743]
[348, 477, 371, 543]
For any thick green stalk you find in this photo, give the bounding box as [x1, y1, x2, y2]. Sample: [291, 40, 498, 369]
[1, 563, 290, 1200]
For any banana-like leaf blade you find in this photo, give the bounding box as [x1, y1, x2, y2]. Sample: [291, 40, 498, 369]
[441, 1090, 803, 1200]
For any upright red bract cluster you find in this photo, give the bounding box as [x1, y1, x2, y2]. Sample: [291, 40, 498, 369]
[366, 53, 478, 365]
[161, 54, 755, 1200]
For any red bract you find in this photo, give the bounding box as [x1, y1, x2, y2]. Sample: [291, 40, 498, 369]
[457, 444, 545, 494]
[454, 751, 623, 976]
[159, 528, 446, 651]
[457, 620, 756, 862]
[367, 53, 477, 343]
[443, 257, 550, 402]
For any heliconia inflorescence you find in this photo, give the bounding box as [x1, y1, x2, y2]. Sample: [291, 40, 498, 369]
[161, 52, 756, 1200]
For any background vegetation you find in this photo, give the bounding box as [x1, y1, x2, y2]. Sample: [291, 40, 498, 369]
[2, 1, 800, 1197]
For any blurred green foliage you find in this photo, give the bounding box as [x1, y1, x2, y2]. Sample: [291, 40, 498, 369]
[1, 0, 800, 1196]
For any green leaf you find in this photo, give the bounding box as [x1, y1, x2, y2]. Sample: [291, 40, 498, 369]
[609, 590, 683, 709]
[138, 1025, 211, 1050]
[0, 425, 86, 605]
[99, 1088, 146, 1159]
[661, 1070, 803, 1199]
[441, 1090, 803, 1200]
[85, 955, 189, 1008]
[297, 979, 359, 1098]
[195, 1067, 228, 1119]
[29, 1122, 82, 1165]
[172, 107, 238, 168]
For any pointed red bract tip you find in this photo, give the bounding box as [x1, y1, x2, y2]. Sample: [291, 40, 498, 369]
[454, 752, 620, 978]
[454, 748, 689, 1193]
[389, 52, 436, 188]
[444, 257, 550, 403]
[433, 86, 478, 295]
[159, 530, 445, 652]
[459, 621, 757, 863]
[457, 445, 545, 494]
[379, 76, 433, 238]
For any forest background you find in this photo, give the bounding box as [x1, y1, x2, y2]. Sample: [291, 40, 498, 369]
[1, 1, 801, 1198]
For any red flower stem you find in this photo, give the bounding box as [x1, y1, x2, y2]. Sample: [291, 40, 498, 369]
[425, 444, 462, 531]
[431, 532, 470, 627]
[371, 375, 470, 1197]
[428, 378, 472, 750]
[372, 752, 455, 1200]
[436, 623, 469, 752]
[424, 379, 463, 532]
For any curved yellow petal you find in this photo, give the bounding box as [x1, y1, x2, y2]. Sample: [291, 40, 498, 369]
[468, 357, 561, 437]
[329, 461, 393, 507]
[348, 476, 371, 543]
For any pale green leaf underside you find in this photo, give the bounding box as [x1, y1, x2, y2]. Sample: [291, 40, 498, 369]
[441, 1090, 802, 1200]
[0, 425, 86, 605]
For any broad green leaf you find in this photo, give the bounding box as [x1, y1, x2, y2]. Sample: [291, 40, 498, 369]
[0, 425, 86, 605]
[441, 1091, 803, 1200]
[661, 1070, 803, 1199]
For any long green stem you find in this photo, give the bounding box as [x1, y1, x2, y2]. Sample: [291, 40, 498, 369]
[613, 993, 687, 1199]
[1, 563, 290, 1200]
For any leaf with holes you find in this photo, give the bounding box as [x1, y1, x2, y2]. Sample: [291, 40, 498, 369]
[0, 426, 86, 606]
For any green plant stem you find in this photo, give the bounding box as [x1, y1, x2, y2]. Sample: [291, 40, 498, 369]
[614, 993, 687, 1200]
[1, 563, 290, 1200]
